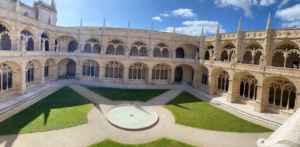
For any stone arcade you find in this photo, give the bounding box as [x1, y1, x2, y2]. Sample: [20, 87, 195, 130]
[0, 0, 300, 118]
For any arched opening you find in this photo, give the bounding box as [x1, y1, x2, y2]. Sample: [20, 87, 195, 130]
[106, 40, 124, 55]
[67, 60, 76, 78]
[152, 64, 169, 81]
[82, 60, 99, 77]
[220, 44, 235, 62]
[68, 40, 78, 52]
[202, 69, 208, 86]
[84, 38, 101, 53]
[204, 45, 214, 60]
[217, 71, 229, 92]
[175, 67, 183, 83]
[0, 64, 12, 92]
[21, 30, 34, 51]
[41, 33, 49, 51]
[239, 75, 257, 101]
[26, 62, 34, 83]
[129, 63, 148, 80]
[58, 58, 77, 79]
[176, 48, 185, 58]
[0, 24, 11, 50]
[243, 43, 263, 64]
[272, 43, 300, 69]
[44, 59, 55, 80]
[130, 41, 147, 56]
[54, 40, 57, 51]
[154, 43, 169, 58]
[105, 61, 124, 79]
[268, 80, 297, 111]
[44, 61, 49, 78]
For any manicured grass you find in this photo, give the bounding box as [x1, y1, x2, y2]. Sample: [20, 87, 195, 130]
[82, 85, 169, 102]
[89, 138, 194, 147]
[0, 86, 94, 135]
[164, 92, 273, 133]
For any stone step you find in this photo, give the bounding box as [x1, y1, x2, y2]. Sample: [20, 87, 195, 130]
[0, 82, 65, 120]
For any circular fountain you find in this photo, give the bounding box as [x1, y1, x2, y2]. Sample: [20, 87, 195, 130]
[106, 104, 159, 130]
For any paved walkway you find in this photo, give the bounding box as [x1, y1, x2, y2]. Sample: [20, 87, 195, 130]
[0, 84, 272, 147]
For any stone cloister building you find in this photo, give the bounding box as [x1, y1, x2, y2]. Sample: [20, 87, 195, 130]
[0, 0, 300, 117]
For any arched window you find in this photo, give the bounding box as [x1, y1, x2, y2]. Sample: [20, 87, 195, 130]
[105, 61, 123, 79]
[129, 63, 148, 80]
[272, 43, 300, 69]
[130, 41, 147, 56]
[82, 60, 99, 77]
[153, 43, 169, 58]
[41, 33, 49, 51]
[220, 44, 236, 62]
[152, 64, 169, 80]
[205, 45, 214, 60]
[243, 43, 263, 64]
[239, 76, 257, 101]
[44, 61, 49, 78]
[202, 69, 208, 85]
[176, 48, 185, 58]
[68, 40, 78, 52]
[26, 62, 34, 83]
[0, 64, 12, 92]
[217, 71, 229, 92]
[21, 30, 34, 51]
[269, 81, 296, 110]
[106, 40, 124, 55]
[84, 38, 101, 53]
[0, 24, 11, 51]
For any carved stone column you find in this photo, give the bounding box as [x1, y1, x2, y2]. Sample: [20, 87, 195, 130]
[206, 75, 215, 94]
[192, 72, 198, 88]
[54, 63, 58, 80]
[226, 79, 239, 103]
[40, 66, 45, 86]
[147, 68, 153, 84]
[75, 64, 81, 80]
[294, 93, 300, 111]
[169, 69, 175, 85]
[99, 66, 105, 82]
[254, 84, 267, 112]
[20, 69, 27, 95]
[123, 67, 129, 84]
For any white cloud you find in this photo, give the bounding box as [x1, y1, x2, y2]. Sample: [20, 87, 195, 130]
[161, 21, 226, 36]
[259, 0, 275, 6]
[277, 0, 289, 9]
[213, 0, 256, 17]
[160, 13, 170, 17]
[275, 4, 300, 28]
[171, 9, 197, 18]
[152, 16, 162, 22]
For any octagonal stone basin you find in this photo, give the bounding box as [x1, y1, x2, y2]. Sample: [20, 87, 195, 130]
[105, 105, 159, 130]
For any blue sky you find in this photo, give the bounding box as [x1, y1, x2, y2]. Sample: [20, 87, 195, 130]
[22, 0, 300, 36]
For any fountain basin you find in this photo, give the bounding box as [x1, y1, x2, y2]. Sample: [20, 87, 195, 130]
[106, 105, 159, 130]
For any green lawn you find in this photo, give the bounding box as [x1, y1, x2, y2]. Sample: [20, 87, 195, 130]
[89, 138, 194, 147]
[164, 92, 273, 133]
[0, 86, 94, 135]
[82, 85, 169, 102]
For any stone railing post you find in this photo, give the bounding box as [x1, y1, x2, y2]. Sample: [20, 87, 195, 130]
[147, 68, 153, 84]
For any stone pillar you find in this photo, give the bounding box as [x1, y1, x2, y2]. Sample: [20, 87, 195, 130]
[192, 72, 198, 88]
[169, 69, 175, 85]
[147, 68, 153, 84]
[40, 66, 45, 86]
[100, 45, 106, 55]
[254, 84, 266, 112]
[99, 66, 105, 82]
[75, 64, 81, 80]
[20, 69, 27, 95]
[294, 93, 300, 111]
[226, 79, 239, 103]
[123, 67, 129, 84]
[54, 63, 59, 80]
[206, 75, 215, 94]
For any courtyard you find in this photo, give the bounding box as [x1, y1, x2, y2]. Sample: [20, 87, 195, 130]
[0, 80, 283, 147]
